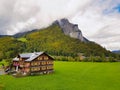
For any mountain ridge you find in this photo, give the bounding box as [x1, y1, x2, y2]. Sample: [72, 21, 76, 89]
[53, 19, 89, 42]
[10, 18, 88, 42]
[0, 18, 117, 61]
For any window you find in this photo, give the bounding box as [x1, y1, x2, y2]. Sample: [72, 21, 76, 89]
[34, 62, 38, 66]
[47, 66, 49, 69]
[31, 68, 35, 71]
[47, 66, 53, 70]
[50, 62, 52, 64]
[31, 62, 38, 66]
[39, 67, 41, 70]
[31, 62, 34, 66]
[47, 61, 49, 64]
[37, 62, 40, 65]
[44, 56, 48, 60]
[42, 61, 46, 65]
[37, 67, 40, 71]
[38, 57, 42, 60]
[41, 66, 46, 70]
[47, 61, 53, 64]
[31, 67, 40, 71]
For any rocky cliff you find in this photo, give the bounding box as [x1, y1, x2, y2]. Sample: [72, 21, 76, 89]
[54, 19, 89, 42]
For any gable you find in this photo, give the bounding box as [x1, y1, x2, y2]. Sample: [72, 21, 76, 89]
[38, 53, 54, 60]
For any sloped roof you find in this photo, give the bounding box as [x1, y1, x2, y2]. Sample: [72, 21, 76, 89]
[19, 53, 33, 58]
[25, 52, 44, 61]
[13, 52, 44, 62]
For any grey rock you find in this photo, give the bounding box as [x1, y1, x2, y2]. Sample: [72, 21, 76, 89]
[54, 18, 89, 42]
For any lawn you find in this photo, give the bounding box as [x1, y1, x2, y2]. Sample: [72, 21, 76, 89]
[0, 61, 120, 90]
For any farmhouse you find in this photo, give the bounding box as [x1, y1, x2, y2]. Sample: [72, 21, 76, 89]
[12, 52, 54, 75]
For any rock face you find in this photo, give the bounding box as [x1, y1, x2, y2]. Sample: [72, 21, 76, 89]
[54, 19, 89, 42]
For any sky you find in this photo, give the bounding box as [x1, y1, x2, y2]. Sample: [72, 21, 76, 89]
[0, 0, 120, 50]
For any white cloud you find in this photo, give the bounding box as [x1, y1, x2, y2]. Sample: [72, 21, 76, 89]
[0, 0, 92, 35]
[0, 0, 120, 50]
[71, 0, 120, 50]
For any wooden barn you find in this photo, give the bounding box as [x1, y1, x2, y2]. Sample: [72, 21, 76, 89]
[12, 52, 54, 75]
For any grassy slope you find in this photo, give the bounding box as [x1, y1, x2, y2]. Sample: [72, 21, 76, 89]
[0, 25, 114, 60]
[0, 62, 120, 90]
[17, 38, 27, 42]
[0, 37, 24, 59]
[24, 25, 110, 56]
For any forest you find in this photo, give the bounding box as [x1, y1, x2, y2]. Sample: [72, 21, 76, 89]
[0, 24, 119, 62]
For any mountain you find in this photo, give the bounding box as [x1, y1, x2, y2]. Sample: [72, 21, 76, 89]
[112, 50, 120, 54]
[13, 19, 88, 42]
[19, 22, 112, 57]
[13, 29, 38, 38]
[0, 35, 11, 38]
[53, 19, 88, 42]
[0, 36, 24, 60]
[0, 18, 116, 61]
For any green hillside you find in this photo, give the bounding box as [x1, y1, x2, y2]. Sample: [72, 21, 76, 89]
[0, 24, 119, 61]
[0, 37, 24, 60]
[24, 24, 111, 57]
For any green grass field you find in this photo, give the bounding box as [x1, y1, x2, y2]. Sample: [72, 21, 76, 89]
[0, 61, 120, 90]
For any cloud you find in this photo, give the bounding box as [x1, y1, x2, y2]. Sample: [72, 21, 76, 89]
[0, 0, 91, 35]
[0, 0, 120, 50]
[91, 24, 120, 50]
[71, 0, 120, 50]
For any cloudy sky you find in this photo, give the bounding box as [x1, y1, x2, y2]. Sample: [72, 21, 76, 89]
[0, 0, 120, 50]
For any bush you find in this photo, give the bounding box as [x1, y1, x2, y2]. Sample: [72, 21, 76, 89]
[92, 57, 102, 62]
[61, 57, 68, 61]
[108, 57, 117, 62]
[82, 58, 90, 62]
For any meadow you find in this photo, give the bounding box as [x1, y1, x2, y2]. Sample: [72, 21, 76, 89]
[0, 61, 120, 90]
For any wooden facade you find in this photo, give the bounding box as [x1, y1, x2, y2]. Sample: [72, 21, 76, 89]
[12, 52, 54, 75]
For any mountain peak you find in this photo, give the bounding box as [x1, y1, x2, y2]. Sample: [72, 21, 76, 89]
[53, 18, 89, 42]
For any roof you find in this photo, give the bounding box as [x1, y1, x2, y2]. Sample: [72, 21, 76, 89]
[19, 53, 33, 58]
[13, 52, 44, 62]
[25, 52, 44, 61]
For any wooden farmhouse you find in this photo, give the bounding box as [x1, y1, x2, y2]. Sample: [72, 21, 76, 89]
[12, 52, 54, 75]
